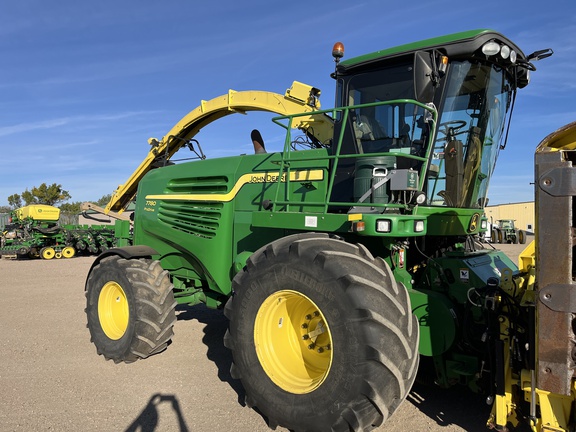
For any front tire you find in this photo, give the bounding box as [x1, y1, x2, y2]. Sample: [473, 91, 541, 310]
[85, 256, 177, 363]
[225, 233, 419, 431]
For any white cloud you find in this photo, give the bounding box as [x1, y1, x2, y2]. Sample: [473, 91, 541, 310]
[0, 111, 161, 137]
[0, 118, 70, 137]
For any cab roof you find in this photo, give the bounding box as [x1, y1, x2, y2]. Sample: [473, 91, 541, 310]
[339, 29, 526, 71]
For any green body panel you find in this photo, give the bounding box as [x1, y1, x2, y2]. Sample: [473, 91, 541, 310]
[134, 150, 331, 298]
[135, 157, 237, 296]
[410, 289, 457, 357]
[415, 206, 483, 236]
[410, 249, 515, 359]
[113, 220, 132, 247]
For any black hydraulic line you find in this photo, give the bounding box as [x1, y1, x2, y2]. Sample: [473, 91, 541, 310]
[81, 211, 112, 224]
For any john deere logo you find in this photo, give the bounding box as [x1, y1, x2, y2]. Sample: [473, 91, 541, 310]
[469, 213, 480, 232]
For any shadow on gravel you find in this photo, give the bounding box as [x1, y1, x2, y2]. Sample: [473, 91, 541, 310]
[175, 305, 532, 432]
[175, 304, 247, 406]
[406, 383, 489, 431]
[124, 393, 189, 432]
[405, 382, 532, 431]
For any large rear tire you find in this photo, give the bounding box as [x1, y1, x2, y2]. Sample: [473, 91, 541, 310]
[225, 233, 419, 431]
[85, 256, 177, 363]
[490, 229, 497, 243]
[518, 230, 526, 244]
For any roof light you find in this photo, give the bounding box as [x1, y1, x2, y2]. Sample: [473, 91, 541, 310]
[510, 50, 517, 64]
[482, 41, 500, 56]
[500, 45, 510, 60]
[332, 42, 345, 63]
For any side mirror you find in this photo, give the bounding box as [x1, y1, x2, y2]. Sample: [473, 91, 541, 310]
[413, 51, 435, 103]
[527, 48, 553, 62]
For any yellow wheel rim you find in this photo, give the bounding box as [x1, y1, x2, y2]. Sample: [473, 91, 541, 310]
[98, 281, 129, 340]
[41, 247, 55, 260]
[254, 290, 333, 394]
[62, 247, 76, 258]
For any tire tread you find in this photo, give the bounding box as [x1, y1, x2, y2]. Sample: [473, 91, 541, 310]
[85, 256, 176, 364]
[226, 233, 419, 432]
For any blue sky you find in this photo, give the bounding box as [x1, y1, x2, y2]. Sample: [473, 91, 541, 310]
[1, 0, 574, 206]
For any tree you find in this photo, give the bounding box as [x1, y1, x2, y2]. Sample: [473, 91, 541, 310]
[95, 194, 112, 207]
[59, 201, 81, 215]
[58, 201, 81, 225]
[21, 183, 71, 206]
[7, 194, 22, 209]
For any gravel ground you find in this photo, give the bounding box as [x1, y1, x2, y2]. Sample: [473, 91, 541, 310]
[0, 241, 530, 432]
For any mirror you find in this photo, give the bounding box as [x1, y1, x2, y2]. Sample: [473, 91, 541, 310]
[413, 51, 435, 103]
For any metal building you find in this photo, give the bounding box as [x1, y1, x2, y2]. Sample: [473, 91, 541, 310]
[484, 201, 535, 233]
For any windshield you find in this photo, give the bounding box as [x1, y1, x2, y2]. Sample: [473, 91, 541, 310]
[428, 61, 513, 208]
[333, 58, 514, 211]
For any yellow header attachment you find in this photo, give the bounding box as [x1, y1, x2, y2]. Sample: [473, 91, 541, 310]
[15, 205, 60, 221]
[105, 81, 333, 213]
[536, 121, 576, 152]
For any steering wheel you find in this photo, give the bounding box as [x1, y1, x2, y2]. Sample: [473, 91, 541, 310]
[437, 120, 469, 142]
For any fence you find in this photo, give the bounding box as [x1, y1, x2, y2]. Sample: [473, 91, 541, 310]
[59, 213, 80, 225]
[0, 213, 8, 230]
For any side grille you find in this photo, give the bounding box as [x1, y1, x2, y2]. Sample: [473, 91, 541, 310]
[158, 176, 228, 238]
[166, 176, 228, 193]
[158, 201, 222, 239]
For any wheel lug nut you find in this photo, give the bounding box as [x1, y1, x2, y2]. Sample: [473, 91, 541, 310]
[308, 343, 315, 350]
[317, 347, 324, 353]
[305, 314, 312, 320]
[313, 311, 319, 317]
[302, 334, 309, 340]
[301, 323, 308, 329]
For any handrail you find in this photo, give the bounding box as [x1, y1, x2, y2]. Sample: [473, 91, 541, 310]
[269, 99, 438, 213]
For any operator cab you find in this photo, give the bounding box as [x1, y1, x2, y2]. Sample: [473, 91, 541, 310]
[330, 30, 540, 212]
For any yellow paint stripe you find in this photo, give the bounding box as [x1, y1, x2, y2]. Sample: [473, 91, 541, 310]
[347, 214, 363, 221]
[146, 169, 324, 202]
